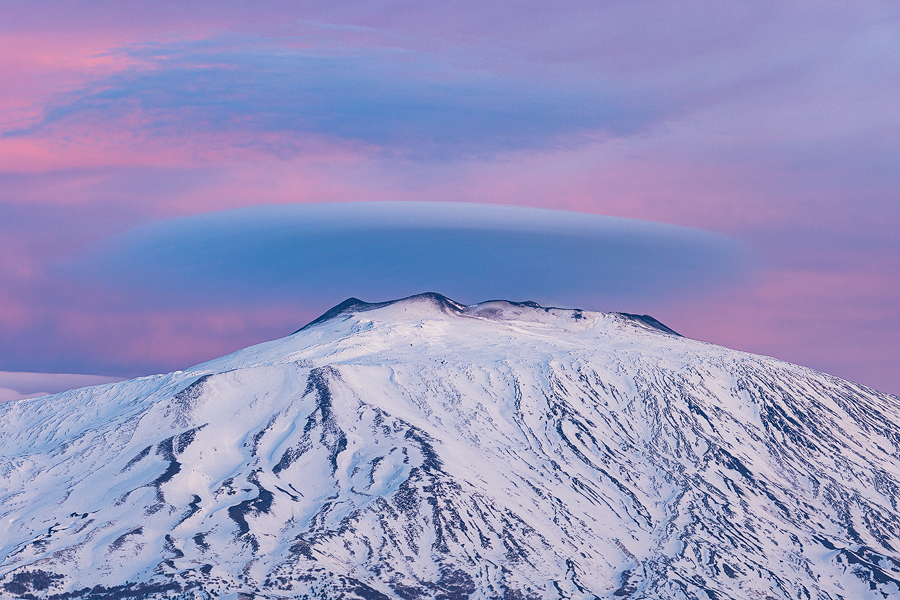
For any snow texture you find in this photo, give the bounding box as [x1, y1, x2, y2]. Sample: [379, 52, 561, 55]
[1, 293, 899, 599]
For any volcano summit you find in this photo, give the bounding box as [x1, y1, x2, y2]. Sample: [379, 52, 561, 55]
[1, 293, 899, 599]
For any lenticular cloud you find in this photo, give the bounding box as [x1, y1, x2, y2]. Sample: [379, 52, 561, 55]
[68, 201, 749, 310]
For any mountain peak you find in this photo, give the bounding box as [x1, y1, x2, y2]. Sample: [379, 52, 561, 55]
[2, 294, 898, 599]
[295, 292, 680, 338]
[294, 292, 465, 333]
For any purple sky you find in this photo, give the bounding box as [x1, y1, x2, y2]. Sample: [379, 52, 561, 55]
[1, 1, 898, 395]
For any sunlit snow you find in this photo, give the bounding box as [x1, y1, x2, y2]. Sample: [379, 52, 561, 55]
[1, 294, 898, 599]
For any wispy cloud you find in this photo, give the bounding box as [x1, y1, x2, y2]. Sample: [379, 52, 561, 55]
[7, 35, 662, 158]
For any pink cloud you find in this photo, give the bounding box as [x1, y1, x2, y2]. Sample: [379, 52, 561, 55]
[662, 258, 900, 395]
[51, 304, 316, 373]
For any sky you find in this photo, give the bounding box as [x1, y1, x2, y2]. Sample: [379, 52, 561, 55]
[1, 0, 898, 397]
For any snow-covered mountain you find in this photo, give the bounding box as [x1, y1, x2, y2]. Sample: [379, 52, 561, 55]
[2, 293, 900, 600]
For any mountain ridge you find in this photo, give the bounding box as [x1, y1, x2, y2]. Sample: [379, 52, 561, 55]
[1, 294, 899, 600]
[293, 292, 679, 337]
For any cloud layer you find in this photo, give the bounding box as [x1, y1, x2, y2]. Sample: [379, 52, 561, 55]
[10, 35, 657, 159]
[70, 202, 748, 309]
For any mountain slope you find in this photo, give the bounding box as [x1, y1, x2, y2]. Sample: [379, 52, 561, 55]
[1, 293, 899, 600]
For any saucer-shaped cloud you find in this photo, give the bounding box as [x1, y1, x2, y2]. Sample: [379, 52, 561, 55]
[70, 202, 749, 310]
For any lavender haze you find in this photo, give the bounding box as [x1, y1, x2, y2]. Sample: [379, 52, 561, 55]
[0, 1, 898, 393]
